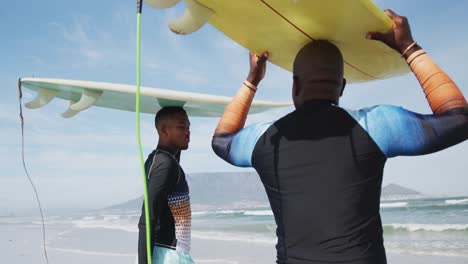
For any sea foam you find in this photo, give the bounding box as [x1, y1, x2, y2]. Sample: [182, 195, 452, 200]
[384, 223, 468, 233]
[446, 198, 468, 205]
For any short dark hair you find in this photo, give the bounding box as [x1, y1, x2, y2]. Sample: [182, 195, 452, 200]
[155, 106, 187, 130]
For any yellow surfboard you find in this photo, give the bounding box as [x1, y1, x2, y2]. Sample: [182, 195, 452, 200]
[145, 0, 409, 83]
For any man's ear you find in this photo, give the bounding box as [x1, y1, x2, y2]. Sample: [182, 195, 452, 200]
[159, 123, 168, 138]
[340, 78, 346, 97]
[293, 76, 301, 97]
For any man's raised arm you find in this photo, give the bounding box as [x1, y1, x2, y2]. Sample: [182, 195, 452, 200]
[214, 52, 268, 135]
[368, 9, 468, 113]
[212, 52, 271, 167]
[360, 9, 468, 158]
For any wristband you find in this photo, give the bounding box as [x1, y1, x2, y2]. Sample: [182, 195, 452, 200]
[401, 41, 417, 57]
[406, 49, 426, 65]
[243, 80, 257, 92]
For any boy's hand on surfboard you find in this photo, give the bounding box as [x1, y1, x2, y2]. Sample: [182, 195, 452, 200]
[367, 9, 416, 56]
[247, 52, 269, 87]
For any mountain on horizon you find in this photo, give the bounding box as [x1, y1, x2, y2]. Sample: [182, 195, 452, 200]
[380, 183, 423, 200]
[381, 183, 420, 196]
[105, 172, 423, 211]
[105, 171, 268, 212]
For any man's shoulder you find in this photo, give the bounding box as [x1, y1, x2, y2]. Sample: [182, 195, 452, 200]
[272, 111, 295, 125]
[341, 105, 405, 120]
[147, 151, 177, 167]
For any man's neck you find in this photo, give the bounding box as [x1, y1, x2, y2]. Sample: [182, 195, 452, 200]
[296, 98, 339, 109]
[156, 143, 179, 155]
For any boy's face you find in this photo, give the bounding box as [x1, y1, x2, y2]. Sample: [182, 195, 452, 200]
[164, 112, 190, 150]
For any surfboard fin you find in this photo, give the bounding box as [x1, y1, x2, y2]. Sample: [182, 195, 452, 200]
[25, 88, 60, 109]
[168, 0, 213, 35]
[144, 0, 181, 9]
[62, 89, 103, 118]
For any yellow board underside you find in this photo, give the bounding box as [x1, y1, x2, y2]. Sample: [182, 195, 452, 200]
[198, 0, 409, 83]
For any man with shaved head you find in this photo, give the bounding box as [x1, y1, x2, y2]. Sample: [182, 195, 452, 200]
[212, 10, 468, 264]
[138, 106, 194, 264]
[292, 40, 346, 108]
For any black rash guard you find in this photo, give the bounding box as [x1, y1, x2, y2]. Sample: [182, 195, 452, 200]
[138, 147, 191, 264]
[212, 101, 468, 263]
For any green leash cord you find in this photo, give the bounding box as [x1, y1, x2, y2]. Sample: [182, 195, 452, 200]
[136, 1, 153, 264]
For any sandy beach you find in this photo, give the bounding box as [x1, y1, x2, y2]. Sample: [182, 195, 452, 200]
[2, 220, 468, 264]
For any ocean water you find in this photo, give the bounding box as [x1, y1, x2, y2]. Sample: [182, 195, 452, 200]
[2, 196, 468, 261]
[380, 197, 468, 258]
[190, 197, 468, 258]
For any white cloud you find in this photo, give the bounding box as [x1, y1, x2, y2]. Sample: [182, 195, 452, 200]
[62, 21, 90, 44]
[146, 61, 162, 71]
[24, 55, 45, 66]
[48, 19, 104, 63]
[80, 47, 104, 61]
[47, 16, 133, 68]
[175, 68, 211, 86]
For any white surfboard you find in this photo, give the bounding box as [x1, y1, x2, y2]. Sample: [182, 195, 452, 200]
[20, 78, 290, 118]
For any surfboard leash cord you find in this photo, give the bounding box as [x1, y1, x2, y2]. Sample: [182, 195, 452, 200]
[136, 1, 154, 264]
[17, 79, 50, 264]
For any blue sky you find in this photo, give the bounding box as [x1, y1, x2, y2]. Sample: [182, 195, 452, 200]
[1, 0, 467, 213]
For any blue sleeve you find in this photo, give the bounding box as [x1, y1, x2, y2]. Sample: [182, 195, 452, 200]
[212, 121, 273, 167]
[345, 105, 468, 158]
